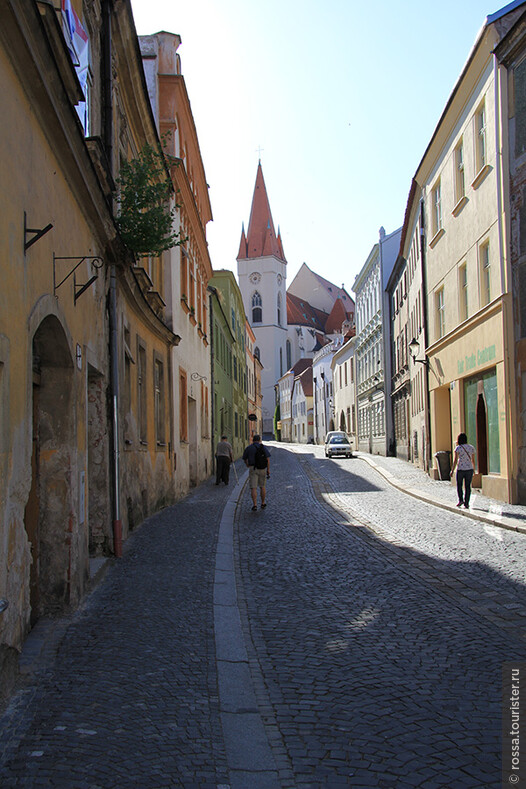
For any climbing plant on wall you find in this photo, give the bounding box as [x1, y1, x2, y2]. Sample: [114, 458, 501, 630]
[116, 143, 183, 257]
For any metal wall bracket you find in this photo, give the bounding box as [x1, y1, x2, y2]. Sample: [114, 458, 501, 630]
[53, 255, 104, 303]
[24, 212, 53, 253]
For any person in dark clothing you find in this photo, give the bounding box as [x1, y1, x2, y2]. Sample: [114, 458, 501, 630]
[242, 434, 270, 511]
[215, 435, 233, 485]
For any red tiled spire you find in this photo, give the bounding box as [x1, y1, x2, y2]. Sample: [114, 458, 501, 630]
[237, 223, 248, 259]
[237, 163, 286, 261]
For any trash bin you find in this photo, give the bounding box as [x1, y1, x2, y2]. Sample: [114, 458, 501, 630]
[434, 450, 451, 480]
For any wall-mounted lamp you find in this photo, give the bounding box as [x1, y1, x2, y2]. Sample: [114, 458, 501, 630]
[409, 337, 428, 367]
[191, 372, 207, 382]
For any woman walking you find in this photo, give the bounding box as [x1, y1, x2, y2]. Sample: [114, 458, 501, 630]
[450, 433, 476, 509]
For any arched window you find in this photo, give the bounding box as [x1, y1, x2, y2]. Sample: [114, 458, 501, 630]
[254, 346, 260, 361]
[252, 291, 262, 323]
[286, 339, 292, 370]
[277, 292, 282, 326]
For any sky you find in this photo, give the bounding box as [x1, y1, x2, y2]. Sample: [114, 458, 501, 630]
[130, 0, 502, 296]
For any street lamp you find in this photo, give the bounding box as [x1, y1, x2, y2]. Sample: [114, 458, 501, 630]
[409, 337, 428, 366]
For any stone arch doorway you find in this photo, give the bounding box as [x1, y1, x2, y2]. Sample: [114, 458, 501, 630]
[24, 315, 75, 625]
[339, 410, 346, 432]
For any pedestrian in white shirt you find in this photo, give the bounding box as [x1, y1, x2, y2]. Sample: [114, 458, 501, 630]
[450, 433, 476, 509]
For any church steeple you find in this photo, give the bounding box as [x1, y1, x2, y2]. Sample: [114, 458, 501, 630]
[237, 163, 286, 262]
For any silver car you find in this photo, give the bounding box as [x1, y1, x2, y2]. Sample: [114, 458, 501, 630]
[325, 434, 353, 458]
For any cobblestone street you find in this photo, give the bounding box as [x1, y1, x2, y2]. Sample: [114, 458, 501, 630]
[0, 444, 525, 787]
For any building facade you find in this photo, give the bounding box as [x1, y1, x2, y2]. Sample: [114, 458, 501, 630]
[209, 270, 248, 460]
[331, 335, 357, 447]
[495, 7, 526, 502]
[140, 31, 213, 495]
[353, 227, 401, 455]
[416, 5, 523, 501]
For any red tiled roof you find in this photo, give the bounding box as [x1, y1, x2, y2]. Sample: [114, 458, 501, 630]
[286, 292, 327, 331]
[237, 164, 285, 261]
[324, 298, 350, 334]
[296, 365, 313, 397]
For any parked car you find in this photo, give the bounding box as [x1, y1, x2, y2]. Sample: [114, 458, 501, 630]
[325, 433, 354, 458]
[324, 431, 346, 452]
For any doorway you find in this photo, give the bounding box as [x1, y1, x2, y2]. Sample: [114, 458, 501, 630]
[24, 316, 75, 623]
[476, 387, 488, 475]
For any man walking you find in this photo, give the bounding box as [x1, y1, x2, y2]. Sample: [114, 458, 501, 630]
[215, 435, 233, 485]
[242, 434, 270, 511]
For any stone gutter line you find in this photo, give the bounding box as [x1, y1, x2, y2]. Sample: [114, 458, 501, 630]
[357, 453, 526, 536]
[214, 468, 279, 786]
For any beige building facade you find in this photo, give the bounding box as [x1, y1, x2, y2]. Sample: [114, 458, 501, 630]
[416, 7, 524, 501]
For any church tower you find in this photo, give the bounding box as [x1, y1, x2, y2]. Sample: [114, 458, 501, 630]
[237, 163, 288, 436]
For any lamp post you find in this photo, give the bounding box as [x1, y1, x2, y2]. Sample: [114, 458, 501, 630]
[409, 337, 431, 473]
[408, 337, 428, 366]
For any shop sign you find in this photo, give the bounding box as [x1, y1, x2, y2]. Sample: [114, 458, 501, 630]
[457, 344, 496, 375]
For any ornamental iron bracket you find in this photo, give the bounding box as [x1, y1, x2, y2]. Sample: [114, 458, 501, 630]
[24, 212, 53, 253]
[53, 254, 104, 303]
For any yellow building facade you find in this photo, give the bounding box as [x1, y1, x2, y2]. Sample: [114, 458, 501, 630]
[0, 0, 191, 695]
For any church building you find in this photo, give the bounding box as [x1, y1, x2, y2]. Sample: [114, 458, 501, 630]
[237, 163, 355, 437]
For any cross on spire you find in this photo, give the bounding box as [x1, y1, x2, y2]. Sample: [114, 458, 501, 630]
[256, 145, 264, 162]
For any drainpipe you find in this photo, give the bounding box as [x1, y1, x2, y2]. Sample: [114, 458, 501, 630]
[208, 287, 216, 475]
[109, 264, 122, 557]
[103, 0, 121, 555]
[419, 197, 432, 474]
[103, 0, 112, 167]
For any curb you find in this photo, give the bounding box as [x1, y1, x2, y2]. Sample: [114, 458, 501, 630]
[358, 454, 526, 535]
[214, 469, 280, 787]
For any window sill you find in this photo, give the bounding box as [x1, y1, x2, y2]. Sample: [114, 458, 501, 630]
[429, 227, 445, 248]
[471, 164, 491, 190]
[189, 314, 197, 326]
[451, 195, 468, 216]
[181, 299, 190, 314]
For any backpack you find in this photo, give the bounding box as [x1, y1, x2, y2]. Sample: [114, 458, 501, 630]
[254, 443, 268, 469]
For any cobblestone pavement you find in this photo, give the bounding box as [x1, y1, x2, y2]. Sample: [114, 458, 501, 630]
[0, 471, 240, 789]
[235, 444, 526, 787]
[0, 446, 524, 788]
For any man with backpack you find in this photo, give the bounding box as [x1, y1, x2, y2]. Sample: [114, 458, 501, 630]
[242, 434, 271, 511]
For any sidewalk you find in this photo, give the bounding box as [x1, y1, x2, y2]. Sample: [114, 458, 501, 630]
[356, 451, 526, 535]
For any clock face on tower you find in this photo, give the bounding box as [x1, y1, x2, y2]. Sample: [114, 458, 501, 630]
[249, 272, 261, 284]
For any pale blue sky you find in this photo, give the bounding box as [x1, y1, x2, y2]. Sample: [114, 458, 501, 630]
[130, 0, 501, 294]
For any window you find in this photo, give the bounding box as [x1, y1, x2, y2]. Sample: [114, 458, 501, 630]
[432, 180, 442, 236]
[454, 139, 465, 203]
[123, 326, 133, 416]
[254, 346, 260, 361]
[180, 250, 188, 301]
[231, 307, 236, 332]
[435, 288, 445, 339]
[137, 341, 147, 444]
[476, 103, 487, 173]
[459, 263, 468, 321]
[154, 357, 165, 446]
[277, 292, 282, 326]
[280, 348, 283, 377]
[480, 242, 491, 306]
[286, 339, 291, 370]
[179, 368, 188, 442]
[252, 292, 262, 323]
